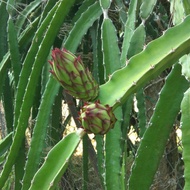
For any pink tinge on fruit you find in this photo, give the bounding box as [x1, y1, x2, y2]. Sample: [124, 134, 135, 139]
[79, 101, 116, 135]
[49, 48, 99, 101]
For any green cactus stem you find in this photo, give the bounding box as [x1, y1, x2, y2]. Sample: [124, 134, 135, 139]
[181, 88, 190, 190]
[97, 15, 190, 109]
[49, 48, 99, 101]
[79, 101, 116, 135]
[29, 128, 85, 190]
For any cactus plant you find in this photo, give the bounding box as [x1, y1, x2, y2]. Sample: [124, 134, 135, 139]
[0, 1, 190, 189]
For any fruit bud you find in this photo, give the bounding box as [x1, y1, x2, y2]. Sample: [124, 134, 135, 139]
[79, 101, 116, 135]
[49, 48, 99, 101]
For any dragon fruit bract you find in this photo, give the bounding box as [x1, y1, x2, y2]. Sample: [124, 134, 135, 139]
[79, 101, 116, 135]
[49, 48, 99, 101]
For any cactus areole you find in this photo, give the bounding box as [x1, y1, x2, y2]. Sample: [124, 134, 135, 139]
[49, 48, 99, 101]
[79, 101, 116, 135]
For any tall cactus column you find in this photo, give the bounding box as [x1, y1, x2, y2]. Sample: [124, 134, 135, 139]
[99, 0, 123, 189]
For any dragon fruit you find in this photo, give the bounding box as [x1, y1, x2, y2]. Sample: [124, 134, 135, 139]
[49, 48, 99, 101]
[79, 101, 116, 135]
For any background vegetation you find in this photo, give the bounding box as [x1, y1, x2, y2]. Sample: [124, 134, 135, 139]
[0, 0, 190, 189]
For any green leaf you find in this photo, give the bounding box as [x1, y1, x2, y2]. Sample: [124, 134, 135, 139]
[105, 107, 122, 190]
[140, 0, 157, 20]
[183, 0, 190, 15]
[0, 1, 75, 188]
[181, 88, 190, 190]
[120, 0, 138, 66]
[0, 1, 8, 60]
[7, 18, 21, 86]
[29, 129, 85, 190]
[0, 132, 13, 157]
[99, 0, 111, 10]
[128, 63, 189, 189]
[65, 1, 102, 52]
[101, 18, 121, 80]
[180, 54, 190, 80]
[15, 0, 42, 35]
[21, 77, 60, 190]
[127, 24, 145, 59]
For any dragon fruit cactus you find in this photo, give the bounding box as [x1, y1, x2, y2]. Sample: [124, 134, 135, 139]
[79, 101, 116, 135]
[49, 48, 99, 101]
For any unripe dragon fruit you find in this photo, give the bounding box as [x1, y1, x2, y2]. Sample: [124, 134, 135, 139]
[49, 48, 99, 101]
[79, 101, 116, 135]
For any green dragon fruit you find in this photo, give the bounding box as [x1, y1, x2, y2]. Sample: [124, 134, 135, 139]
[79, 101, 116, 135]
[49, 48, 99, 101]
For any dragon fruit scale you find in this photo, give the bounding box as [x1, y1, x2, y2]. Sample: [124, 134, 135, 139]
[49, 48, 99, 101]
[79, 101, 116, 135]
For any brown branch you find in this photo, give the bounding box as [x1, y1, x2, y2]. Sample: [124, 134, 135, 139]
[63, 90, 99, 176]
